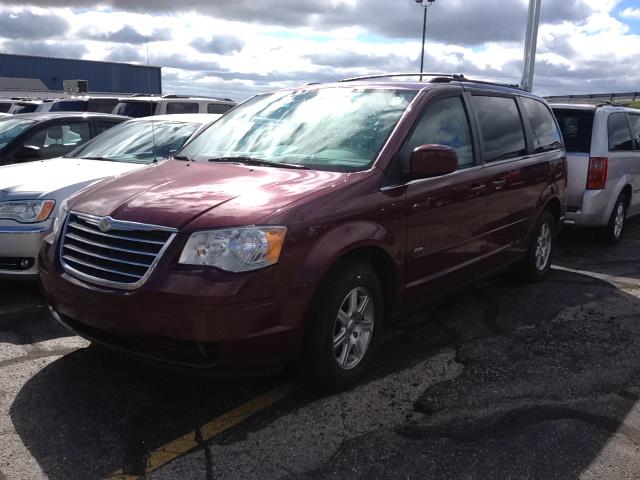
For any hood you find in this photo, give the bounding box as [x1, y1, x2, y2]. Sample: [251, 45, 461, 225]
[0, 157, 145, 199]
[70, 159, 348, 229]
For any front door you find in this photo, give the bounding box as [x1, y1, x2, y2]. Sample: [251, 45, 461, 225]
[401, 94, 489, 306]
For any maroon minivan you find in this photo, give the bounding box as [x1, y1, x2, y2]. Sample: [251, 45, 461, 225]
[40, 75, 566, 390]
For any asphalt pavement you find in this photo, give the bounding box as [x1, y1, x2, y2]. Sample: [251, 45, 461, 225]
[2, 221, 640, 479]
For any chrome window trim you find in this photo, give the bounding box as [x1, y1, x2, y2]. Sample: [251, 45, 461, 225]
[59, 211, 177, 291]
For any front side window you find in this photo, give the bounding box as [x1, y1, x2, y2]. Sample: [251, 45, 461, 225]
[521, 97, 562, 153]
[95, 119, 125, 135]
[472, 96, 527, 163]
[608, 113, 633, 151]
[0, 118, 37, 149]
[401, 96, 474, 171]
[66, 119, 199, 163]
[166, 102, 199, 114]
[178, 87, 417, 172]
[23, 121, 91, 158]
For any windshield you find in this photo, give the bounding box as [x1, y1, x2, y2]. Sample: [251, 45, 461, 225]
[112, 101, 157, 118]
[66, 119, 199, 163]
[10, 104, 38, 114]
[178, 87, 417, 172]
[0, 118, 36, 149]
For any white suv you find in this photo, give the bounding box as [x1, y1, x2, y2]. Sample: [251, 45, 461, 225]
[552, 104, 640, 244]
[112, 95, 236, 118]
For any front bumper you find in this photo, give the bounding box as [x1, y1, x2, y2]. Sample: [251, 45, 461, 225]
[0, 224, 50, 280]
[38, 236, 311, 373]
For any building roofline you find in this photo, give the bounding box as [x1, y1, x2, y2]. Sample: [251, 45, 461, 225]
[0, 52, 162, 70]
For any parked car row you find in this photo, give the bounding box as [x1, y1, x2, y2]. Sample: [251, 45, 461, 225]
[0, 94, 237, 117]
[2, 74, 639, 391]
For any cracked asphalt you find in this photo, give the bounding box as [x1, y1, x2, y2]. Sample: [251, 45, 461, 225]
[3, 221, 640, 479]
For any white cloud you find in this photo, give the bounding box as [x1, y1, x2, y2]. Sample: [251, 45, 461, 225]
[621, 7, 640, 20]
[0, 1, 639, 101]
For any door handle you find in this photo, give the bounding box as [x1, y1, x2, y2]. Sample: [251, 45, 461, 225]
[469, 184, 486, 193]
[492, 180, 507, 190]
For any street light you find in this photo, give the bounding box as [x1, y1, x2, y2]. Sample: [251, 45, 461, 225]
[415, 0, 436, 81]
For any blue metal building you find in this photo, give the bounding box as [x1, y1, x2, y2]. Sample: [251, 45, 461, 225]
[0, 53, 161, 95]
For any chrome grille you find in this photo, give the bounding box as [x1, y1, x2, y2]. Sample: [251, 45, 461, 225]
[60, 212, 177, 289]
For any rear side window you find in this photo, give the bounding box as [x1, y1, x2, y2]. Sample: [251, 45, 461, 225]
[50, 100, 87, 112]
[207, 103, 233, 114]
[553, 109, 594, 153]
[520, 98, 562, 152]
[472, 96, 526, 163]
[608, 113, 633, 151]
[87, 99, 119, 114]
[0, 102, 12, 113]
[626, 114, 640, 149]
[166, 102, 199, 114]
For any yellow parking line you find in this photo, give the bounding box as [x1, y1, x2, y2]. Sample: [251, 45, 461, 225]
[105, 382, 300, 479]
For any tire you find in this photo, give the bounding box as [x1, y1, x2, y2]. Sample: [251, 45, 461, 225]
[515, 209, 556, 283]
[600, 194, 627, 245]
[300, 261, 383, 392]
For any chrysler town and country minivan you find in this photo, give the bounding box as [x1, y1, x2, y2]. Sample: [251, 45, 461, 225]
[40, 75, 566, 391]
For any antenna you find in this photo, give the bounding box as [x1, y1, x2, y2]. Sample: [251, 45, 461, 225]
[146, 37, 158, 162]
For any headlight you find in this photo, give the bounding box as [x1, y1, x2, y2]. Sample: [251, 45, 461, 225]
[52, 198, 69, 236]
[179, 226, 287, 272]
[0, 199, 55, 223]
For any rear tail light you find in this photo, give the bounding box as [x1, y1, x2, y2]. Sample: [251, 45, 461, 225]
[587, 156, 608, 190]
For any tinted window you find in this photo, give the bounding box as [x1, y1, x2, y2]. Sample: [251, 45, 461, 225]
[166, 102, 199, 114]
[402, 96, 474, 170]
[50, 100, 87, 112]
[112, 101, 157, 118]
[608, 113, 633, 151]
[472, 96, 526, 163]
[207, 103, 233, 114]
[87, 99, 119, 113]
[95, 119, 124, 135]
[22, 121, 91, 159]
[0, 102, 12, 113]
[626, 114, 640, 149]
[521, 97, 562, 152]
[553, 109, 594, 153]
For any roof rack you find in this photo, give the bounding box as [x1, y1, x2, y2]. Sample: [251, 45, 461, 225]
[338, 72, 522, 90]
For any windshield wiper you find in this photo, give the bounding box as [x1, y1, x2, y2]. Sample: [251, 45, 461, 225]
[207, 156, 310, 170]
[173, 154, 191, 161]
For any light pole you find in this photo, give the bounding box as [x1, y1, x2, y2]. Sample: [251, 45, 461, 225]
[415, 0, 436, 81]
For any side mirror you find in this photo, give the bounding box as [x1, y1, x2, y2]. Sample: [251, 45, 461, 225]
[14, 145, 42, 160]
[409, 144, 458, 179]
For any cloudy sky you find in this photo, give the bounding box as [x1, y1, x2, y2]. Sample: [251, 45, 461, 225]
[0, 0, 639, 101]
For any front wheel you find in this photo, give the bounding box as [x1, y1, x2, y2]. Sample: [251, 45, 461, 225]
[516, 210, 556, 283]
[600, 195, 627, 245]
[300, 261, 383, 392]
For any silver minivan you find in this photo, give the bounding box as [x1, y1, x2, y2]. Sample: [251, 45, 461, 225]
[552, 104, 640, 244]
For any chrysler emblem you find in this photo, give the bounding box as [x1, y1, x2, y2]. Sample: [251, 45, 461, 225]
[99, 217, 112, 233]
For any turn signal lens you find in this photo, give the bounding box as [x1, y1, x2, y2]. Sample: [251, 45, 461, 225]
[587, 157, 608, 190]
